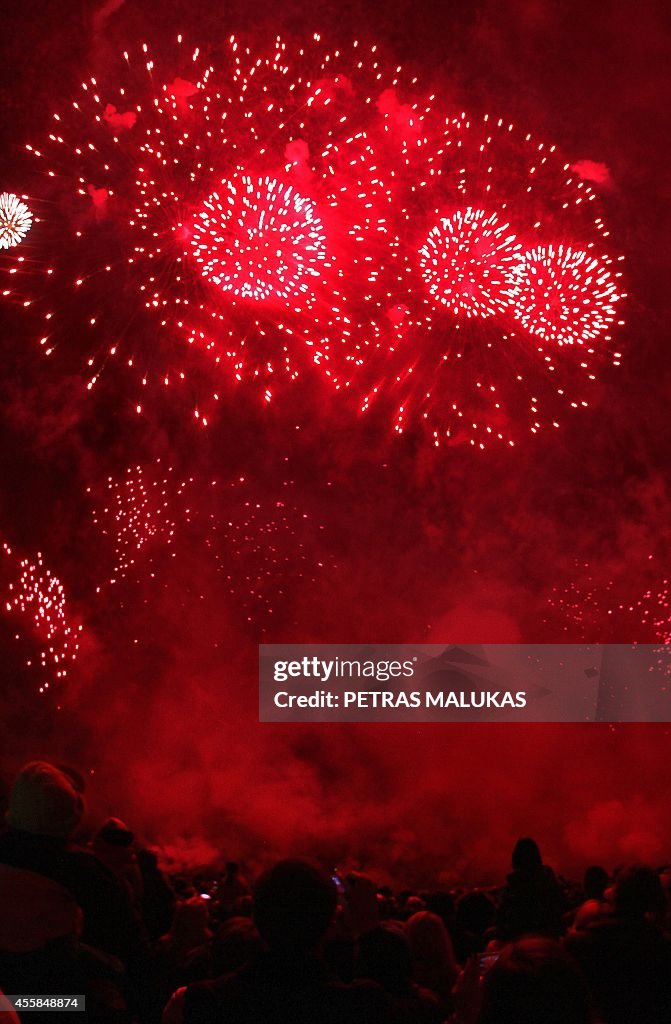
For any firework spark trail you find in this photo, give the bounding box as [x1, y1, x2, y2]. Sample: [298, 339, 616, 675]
[1, 542, 82, 694]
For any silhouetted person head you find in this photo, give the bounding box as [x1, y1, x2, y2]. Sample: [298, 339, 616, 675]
[212, 916, 263, 977]
[478, 938, 593, 1024]
[253, 859, 337, 955]
[167, 896, 212, 947]
[225, 861, 239, 877]
[95, 817, 134, 848]
[137, 847, 159, 872]
[456, 891, 495, 935]
[614, 865, 666, 923]
[426, 890, 456, 931]
[583, 865, 609, 901]
[512, 838, 543, 873]
[358, 923, 412, 991]
[6, 761, 84, 840]
[406, 910, 453, 967]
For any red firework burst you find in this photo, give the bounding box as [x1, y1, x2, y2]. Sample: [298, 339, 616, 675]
[510, 244, 621, 346]
[0, 37, 625, 448]
[418, 207, 522, 317]
[3, 34, 426, 419]
[358, 113, 626, 448]
[1, 542, 82, 694]
[190, 176, 330, 303]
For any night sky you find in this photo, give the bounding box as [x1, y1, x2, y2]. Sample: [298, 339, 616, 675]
[0, 0, 670, 883]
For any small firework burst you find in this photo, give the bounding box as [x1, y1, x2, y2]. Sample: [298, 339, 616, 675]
[190, 176, 330, 303]
[88, 461, 194, 587]
[510, 245, 621, 346]
[418, 207, 522, 318]
[0, 193, 33, 249]
[1, 542, 82, 693]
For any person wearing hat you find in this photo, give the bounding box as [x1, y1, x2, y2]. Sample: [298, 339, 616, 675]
[0, 762, 145, 990]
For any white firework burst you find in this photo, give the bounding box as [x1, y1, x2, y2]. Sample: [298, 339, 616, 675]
[0, 193, 33, 249]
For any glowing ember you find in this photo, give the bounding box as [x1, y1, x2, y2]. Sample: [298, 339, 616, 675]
[206, 480, 334, 626]
[191, 176, 329, 303]
[1, 542, 82, 694]
[549, 560, 671, 644]
[0, 193, 32, 249]
[419, 208, 522, 317]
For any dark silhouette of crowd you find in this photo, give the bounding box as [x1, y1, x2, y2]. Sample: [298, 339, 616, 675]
[1, 762, 670, 1023]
